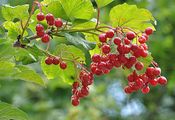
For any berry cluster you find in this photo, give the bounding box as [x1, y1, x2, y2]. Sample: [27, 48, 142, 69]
[35, 12, 63, 43]
[71, 70, 94, 106]
[45, 56, 67, 70]
[90, 27, 167, 94]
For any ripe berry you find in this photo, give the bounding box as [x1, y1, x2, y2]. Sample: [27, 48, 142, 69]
[45, 57, 53, 65]
[138, 36, 146, 44]
[46, 13, 54, 22]
[141, 86, 150, 94]
[124, 86, 132, 94]
[157, 76, 167, 85]
[52, 57, 60, 65]
[101, 44, 111, 54]
[106, 29, 114, 38]
[113, 37, 121, 45]
[55, 18, 63, 27]
[37, 12, 45, 21]
[126, 31, 136, 40]
[124, 38, 131, 45]
[47, 20, 55, 26]
[37, 31, 45, 37]
[72, 82, 79, 89]
[135, 62, 144, 71]
[149, 79, 158, 86]
[145, 27, 153, 35]
[153, 67, 161, 76]
[92, 54, 101, 63]
[71, 96, 80, 106]
[60, 61, 67, 69]
[99, 33, 107, 42]
[36, 24, 44, 32]
[41, 34, 50, 43]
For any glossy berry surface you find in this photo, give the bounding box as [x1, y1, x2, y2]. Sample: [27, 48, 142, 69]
[37, 12, 45, 21]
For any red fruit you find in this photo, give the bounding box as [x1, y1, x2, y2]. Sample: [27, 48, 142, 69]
[60, 61, 67, 69]
[108, 53, 117, 61]
[138, 36, 146, 44]
[81, 87, 89, 96]
[136, 78, 143, 88]
[127, 74, 134, 82]
[124, 38, 131, 45]
[157, 76, 167, 85]
[99, 33, 107, 42]
[37, 12, 45, 21]
[113, 37, 121, 45]
[106, 29, 114, 38]
[129, 56, 137, 64]
[55, 18, 63, 27]
[149, 79, 158, 86]
[52, 57, 60, 65]
[146, 67, 154, 77]
[41, 34, 50, 43]
[153, 67, 161, 76]
[72, 82, 79, 89]
[71, 96, 80, 106]
[98, 62, 106, 69]
[135, 62, 144, 71]
[101, 44, 111, 54]
[45, 57, 53, 65]
[92, 54, 101, 63]
[145, 27, 153, 35]
[94, 69, 103, 76]
[142, 33, 149, 41]
[37, 31, 45, 37]
[113, 60, 121, 68]
[124, 86, 133, 94]
[126, 31, 136, 40]
[46, 13, 54, 22]
[36, 24, 44, 32]
[141, 86, 150, 94]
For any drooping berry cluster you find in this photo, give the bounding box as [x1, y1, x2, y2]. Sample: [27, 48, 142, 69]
[71, 70, 94, 106]
[35, 12, 63, 43]
[45, 56, 67, 70]
[90, 27, 167, 94]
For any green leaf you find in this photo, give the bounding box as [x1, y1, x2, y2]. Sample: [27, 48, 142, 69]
[0, 102, 29, 120]
[60, 0, 94, 21]
[14, 65, 45, 86]
[95, 0, 113, 8]
[1, 4, 29, 21]
[109, 3, 156, 31]
[64, 33, 96, 51]
[3, 21, 21, 39]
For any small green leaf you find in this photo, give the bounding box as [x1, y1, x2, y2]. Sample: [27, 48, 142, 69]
[0, 102, 29, 120]
[3, 21, 21, 39]
[14, 65, 45, 86]
[1, 4, 29, 21]
[95, 0, 113, 8]
[110, 3, 156, 31]
[60, 0, 94, 21]
[64, 33, 96, 51]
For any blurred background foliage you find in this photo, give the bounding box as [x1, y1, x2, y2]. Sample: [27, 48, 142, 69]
[0, 0, 175, 120]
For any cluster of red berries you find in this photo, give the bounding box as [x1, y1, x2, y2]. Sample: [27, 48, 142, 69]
[35, 12, 63, 43]
[71, 70, 94, 106]
[125, 67, 167, 94]
[90, 27, 167, 94]
[45, 56, 67, 70]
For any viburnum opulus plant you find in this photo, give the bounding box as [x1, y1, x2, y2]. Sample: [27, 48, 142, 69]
[0, 0, 167, 107]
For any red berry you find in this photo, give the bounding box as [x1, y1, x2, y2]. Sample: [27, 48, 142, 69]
[37, 31, 45, 37]
[127, 74, 134, 82]
[145, 27, 153, 35]
[60, 61, 67, 69]
[149, 79, 158, 86]
[55, 18, 63, 27]
[37, 12, 45, 21]
[52, 57, 60, 65]
[101, 44, 111, 54]
[153, 67, 161, 76]
[135, 62, 144, 71]
[141, 86, 150, 94]
[113, 37, 121, 45]
[47, 20, 55, 26]
[71, 96, 80, 106]
[99, 33, 107, 43]
[41, 34, 50, 43]
[45, 57, 53, 65]
[36, 24, 44, 32]
[124, 38, 131, 45]
[81, 87, 89, 96]
[157, 76, 167, 85]
[106, 29, 114, 38]
[92, 54, 101, 63]
[126, 31, 136, 40]
[72, 82, 79, 89]
[46, 13, 54, 22]
[138, 36, 146, 44]
[124, 86, 133, 94]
